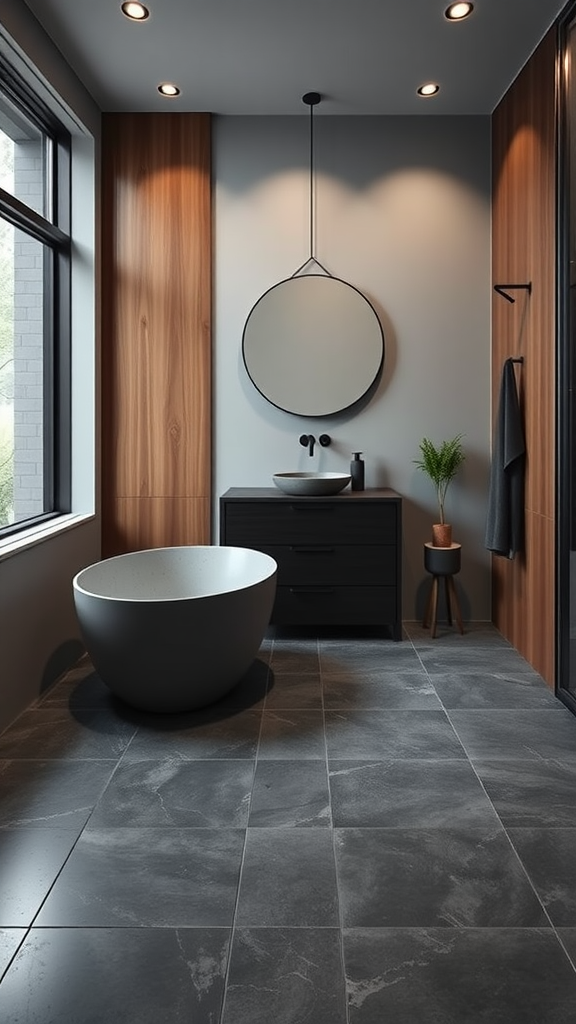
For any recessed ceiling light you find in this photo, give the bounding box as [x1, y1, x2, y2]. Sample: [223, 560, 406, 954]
[444, 2, 474, 20]
[417, 83, 440, 97]
[158, 83, 181, 97]
[121, 2, 150, 20]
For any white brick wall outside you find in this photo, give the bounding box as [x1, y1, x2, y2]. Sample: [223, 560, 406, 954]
[12, 139, 45, 522]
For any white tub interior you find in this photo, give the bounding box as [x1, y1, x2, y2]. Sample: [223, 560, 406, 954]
[74, 546, 277, 601]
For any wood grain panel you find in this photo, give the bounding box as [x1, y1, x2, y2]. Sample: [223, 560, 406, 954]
[101, 113, 211, 555]
[525, 512, 555, 683]
[103, 498, 210, 557]
[492, 511, 555, 683]
[491, 28, 557, 686]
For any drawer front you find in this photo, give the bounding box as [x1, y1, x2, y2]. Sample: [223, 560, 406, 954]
[222, 501, 398, 545]
[261, 544, 396, 586]
[271, 586, 398, 626]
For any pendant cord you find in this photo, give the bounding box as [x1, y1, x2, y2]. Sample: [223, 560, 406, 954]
[309, 98, 314, 260]
[296, 92, 330, 277]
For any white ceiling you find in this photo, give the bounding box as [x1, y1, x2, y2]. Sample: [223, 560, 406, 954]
[22, 0, 568, 115]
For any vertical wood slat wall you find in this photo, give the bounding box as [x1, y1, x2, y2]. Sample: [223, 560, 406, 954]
[101, 113, 212, 556]
[491, 29, 557, 685]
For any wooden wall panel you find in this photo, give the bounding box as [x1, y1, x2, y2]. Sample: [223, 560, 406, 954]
[491, 29, 557, 685]
[101, 113, 211, 555]
[103, 498, 210, 555]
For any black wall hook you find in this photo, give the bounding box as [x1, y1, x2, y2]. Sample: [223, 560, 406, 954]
[494, 282, 532, 303]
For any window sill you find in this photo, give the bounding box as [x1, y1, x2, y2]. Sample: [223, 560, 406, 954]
[0, 513, 96, 564]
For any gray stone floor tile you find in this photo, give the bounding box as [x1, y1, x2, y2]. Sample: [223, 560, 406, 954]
[319, 641, 422, 674]
[258, 710, 326, 759]
[2, 625, 576, 1020]
[430, 670, 558, 709]
[222, 928, 347, 1024]
[404, 621, 511, 645]
[269, 642, 320, 675]
[264, 672, 322, 709]
[329, 759, 500, 828]
[343, 927, 576, 1023]
[323, 669, 441, 709]
[507, 827, 576, 926]
[557, 928, 576, 968]
[335, 827, 547, 927]
[35, 827, 245, 927]
[39, 667, 114, 708]
[325, 709, 466, 760]
[89, 758, 255, 827]
[0, 928, 230, 1024]
[0, 931, 24, 981]
[417, 645, 540, 675]
[0, 707, 136, 760]
[448, 709, 576, 760]
[124, 709, 262, 761]
[0, 828, 79, 926]
[473, 759, 576, 827]
[236, 828, 339, 926]
[0, 759, 116, 829]
[215, 657, 270, 710]
[249, 760, 330, 827]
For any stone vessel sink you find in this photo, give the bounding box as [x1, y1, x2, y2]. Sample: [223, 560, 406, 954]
[272, 472, 351, 496]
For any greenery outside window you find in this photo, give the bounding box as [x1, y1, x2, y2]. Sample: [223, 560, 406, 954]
[0, 56, 70, 536]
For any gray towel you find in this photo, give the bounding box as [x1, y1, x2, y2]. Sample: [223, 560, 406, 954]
[484, 358, 525, 558]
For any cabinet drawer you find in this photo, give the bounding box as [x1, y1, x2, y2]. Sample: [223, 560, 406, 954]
[261, 544, 396, 586]
[272, 586, 398, 626]
[223, 501, 397, 545]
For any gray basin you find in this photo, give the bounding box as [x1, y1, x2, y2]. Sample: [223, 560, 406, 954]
[273, 472, 351, 496]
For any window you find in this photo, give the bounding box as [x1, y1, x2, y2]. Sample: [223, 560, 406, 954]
[0, 56, 70, 536]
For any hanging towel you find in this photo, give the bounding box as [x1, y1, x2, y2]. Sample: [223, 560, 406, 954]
[484, 358, 526, 559]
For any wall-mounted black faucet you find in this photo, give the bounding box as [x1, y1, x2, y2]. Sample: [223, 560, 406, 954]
[300, 433, 315, 456]
[299, 433, 331, 456]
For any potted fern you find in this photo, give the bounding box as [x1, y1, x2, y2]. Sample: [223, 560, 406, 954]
[414, 434, 465, 547]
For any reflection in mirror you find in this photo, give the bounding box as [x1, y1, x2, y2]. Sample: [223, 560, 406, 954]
[242, 274, 384, 416]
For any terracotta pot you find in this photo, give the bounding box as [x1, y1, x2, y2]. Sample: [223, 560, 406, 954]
[432, 523, 452, 548]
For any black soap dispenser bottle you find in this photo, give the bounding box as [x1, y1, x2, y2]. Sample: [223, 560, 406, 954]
[350, 452, 365, 491]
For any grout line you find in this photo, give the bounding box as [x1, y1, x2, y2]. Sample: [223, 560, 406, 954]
[319, 636, 351, 1024]
[0, 929, 29, 985]
[493, 821, 576, 975]
[219, 639, 271, 1022]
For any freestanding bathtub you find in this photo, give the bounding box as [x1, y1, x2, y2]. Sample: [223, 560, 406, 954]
[72, 545, 277, 713]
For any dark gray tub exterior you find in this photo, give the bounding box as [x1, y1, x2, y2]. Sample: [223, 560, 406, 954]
[72, 546, 277, 713]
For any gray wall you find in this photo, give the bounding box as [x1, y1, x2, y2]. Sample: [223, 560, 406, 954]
[214, 114, 492, 619]
[0, 1, 100, 732]
[0, 23, 492, 730]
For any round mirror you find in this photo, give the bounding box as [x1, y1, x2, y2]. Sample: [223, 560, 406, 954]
[242, 274, 384, 416]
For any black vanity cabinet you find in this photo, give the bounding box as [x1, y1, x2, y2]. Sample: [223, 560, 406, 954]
[219, 487, 402, 638]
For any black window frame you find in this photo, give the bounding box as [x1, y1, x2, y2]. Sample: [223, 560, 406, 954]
[0, 53, 71, 539]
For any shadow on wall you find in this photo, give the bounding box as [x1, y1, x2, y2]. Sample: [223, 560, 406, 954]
[39, 639, 85, 697]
